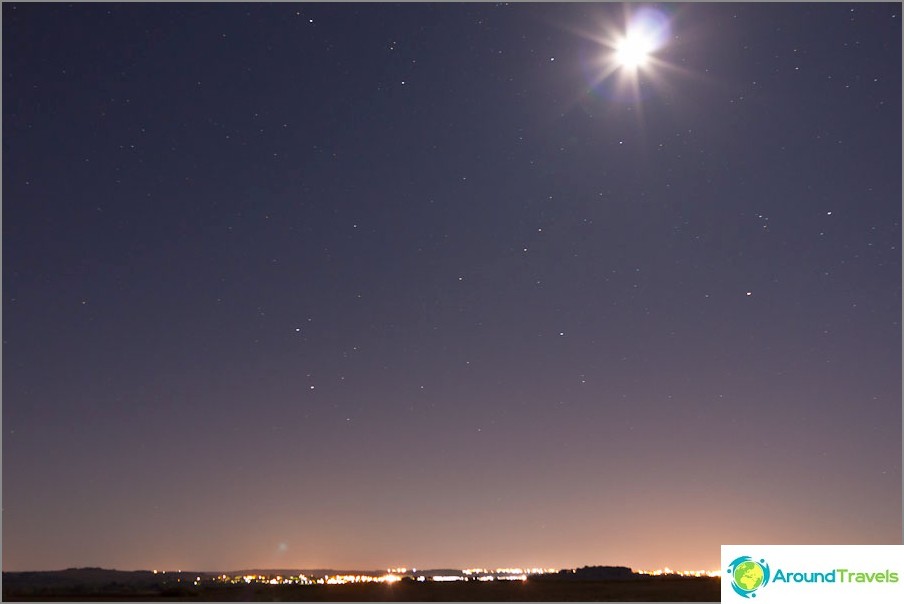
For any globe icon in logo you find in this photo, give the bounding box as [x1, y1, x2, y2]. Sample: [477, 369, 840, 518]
[727, 556, 771, 598]
[734, 562, 764, 590]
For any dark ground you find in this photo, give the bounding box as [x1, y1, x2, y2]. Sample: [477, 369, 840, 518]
[3, 574, 719, 601]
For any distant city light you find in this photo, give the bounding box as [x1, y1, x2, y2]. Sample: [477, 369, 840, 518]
[206, 566, 717, 589]
[635, 567, 721, 578]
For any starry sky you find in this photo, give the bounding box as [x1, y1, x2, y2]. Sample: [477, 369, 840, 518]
[3, 2, 901, 573]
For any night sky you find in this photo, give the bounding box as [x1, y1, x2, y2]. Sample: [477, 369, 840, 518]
[3, 2, 901, 573]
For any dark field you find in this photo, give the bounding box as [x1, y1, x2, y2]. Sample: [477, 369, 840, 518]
[3, 575, 720, 601]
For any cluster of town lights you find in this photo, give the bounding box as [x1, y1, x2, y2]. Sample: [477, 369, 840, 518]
[205, 573, 403, 586]
[154, 566, 721, 587]
[462, 567, 556, 575]
[207, 571, 535, 585]
[635, 567, 722, 578]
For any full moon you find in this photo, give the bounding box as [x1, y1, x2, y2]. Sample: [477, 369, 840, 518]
[577, 6, 673, 99]
[612, 7, 671, 72]
[615, 32, 654, 69]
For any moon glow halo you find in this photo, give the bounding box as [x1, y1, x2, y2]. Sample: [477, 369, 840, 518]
[614, 8, 670, 71]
